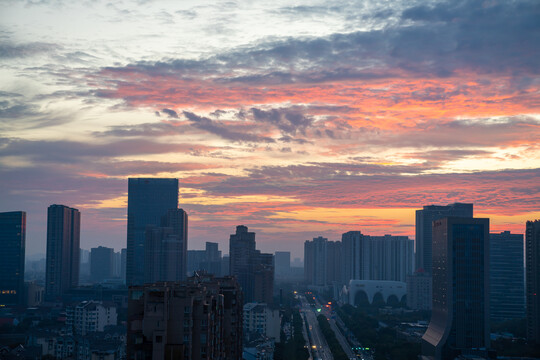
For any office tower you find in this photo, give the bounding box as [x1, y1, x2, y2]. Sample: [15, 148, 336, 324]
[46, 205, 80, 300]
[145, 209, 188, 283]
[370, 235, 414, 282]
[0, 211, 26, 306]
[490, 231, 525, 322]
[526, 220, 540, 344]
[326, 241, 342, 283]
[422, 217, 492, 360]
[229, 225, 274, 303]
[406, 269, 432, 310]
[90, 246, 114, 283]
[341, 231, 370, 285]
[127, 275, 243, 360]
[304, 236, 328, 287]
[416, 203, 473, 274]
[126, 178, 179, 286]
[274, 251, 291, 278]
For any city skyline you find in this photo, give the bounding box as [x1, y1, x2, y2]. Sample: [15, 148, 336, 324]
[1, 0, 539, 257]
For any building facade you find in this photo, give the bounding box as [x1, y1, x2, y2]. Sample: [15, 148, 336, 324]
[341, 231, 370, 286]
[46, 205, 80, 300]
[304, 236, 328, 287]
[127, 275, 243, 360]
[415, 203, 473, 274]
[489, 231, 525, 322]
[274, 251, 291, 279]
[0, 211, 26, 306]
[526, 220, 540, 344]
[369, 235, 414, 282]
[91, 246, 114, 283]
[126, 178, 179, 286]
[67, 301, 118, 336]
[422, 217, 493, 360]
[406, 269, 432, 311]
[243, 303, 280, 342]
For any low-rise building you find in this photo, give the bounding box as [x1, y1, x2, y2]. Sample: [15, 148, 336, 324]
[243, 303, 280, 342]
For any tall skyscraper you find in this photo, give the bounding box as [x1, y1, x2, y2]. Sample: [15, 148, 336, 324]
[127, 275, 243, 360]
[90, 246, 114, 283]
[416, 203, 473, 274]
[144, 209, 188, 283]
[526, 220, 540, 344]
[490, 231, 525, 322]
[326, 240, 342, 283]
[422, 217, 492, 360]
[341, 231, 370, 285]
[0, 211, 26, 306]
[126, 178, 179, 286]
[370, 235, 414, 282]
[46, 205, 80, 300]
[304, 236, 328, 287]
[229, 225, 273, 303]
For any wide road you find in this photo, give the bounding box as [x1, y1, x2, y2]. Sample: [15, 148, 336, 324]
[315, 298, 357, 360]
[300, 295, 334, 360]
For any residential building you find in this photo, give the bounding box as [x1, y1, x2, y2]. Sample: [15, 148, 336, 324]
[526, 220, 540, 344]
[0, 211, 26, 306]
[127, 275, 243, 360]
[406, 269, 432, 311]
[274, 251, 291, 278]
[126, 178, 179, 286]
[188, 250, 207, 275]
[243, 303, 280, 342]
[490, 231, 525, 322]
[341, 231, 370, 285]
[67, 300, 118, 336]
[415, 203, 473, 274]
[370, 235, 414, 282]
[91, 246, 114, 283]
[304, 236, 328, 287]
[422, 217, 493, 360]
[326, 241, 342, 284]
[46, 204, 80, 300]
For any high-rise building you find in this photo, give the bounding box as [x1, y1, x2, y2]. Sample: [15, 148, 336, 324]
[188, 250, 207, 275]
[341, 231, 370, 285]
[526, 220, 540, 344]
[46, 205, 80, 300]
[304, 236, 328, 287]
[326, 241, 342, 284]
[205, 242, 222, 276]
[370, 235, 414, 282]
[229, 225, 273, 303]
[126, 178, 179, 286]
[0, 211, 26, 306]
[490, 231, 525, 322]
[274, 251, 291, 278]
[127, 275, 243, 360]
[416, 203, 473, 274]
[90, 246, 114, 283]
[145, 209, 188, 283]
[422, 217, 493, 360]
[120, 248, 127, 283]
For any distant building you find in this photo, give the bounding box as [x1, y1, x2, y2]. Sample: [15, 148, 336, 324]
[326, 241, 342, 284]
[67, 300, 118, 336]
[526, 220, 540, 344]
[187, 250, 207, 275]
[370, 235, 414, 282]
[144, 209, 188, 283]
[243, 303, 280, 342]
[46, 204, 80, 300]
[120, 248, 127, 283]
[406, 269, 432, 311]
[25, 281, 44, 307]
[421, 217, 493, 360]
[126, 178, 179, 286]
[304, 236, 328, 287]
[91, 246, 114, 283]
[229, 225, 274, 304]
[274, 251, 291, 278]
[415, 203, 473, 274]
[489, 231, 524, 322]
[0, 211, 26, 306]
[341, 231, 370, 285]
[205, 242, 222, 276]
[127, 275, 243, 360]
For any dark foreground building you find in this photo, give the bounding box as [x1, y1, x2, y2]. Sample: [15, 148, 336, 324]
[422, 217, 495, 360]
[127, 275, 243, 360]
[0, 211, 26, 306]
[526, 220, 540, 344]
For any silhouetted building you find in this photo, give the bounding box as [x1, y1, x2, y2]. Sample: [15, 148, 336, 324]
[229, 225, 274, 303]
[274, 251, 291, 278]
[127, 275, 243, 360]
[489, 231, 524, 322]
[406, 269, 432, 311]
[145, 209, 188, 283]
[526, 220, 540, 344]
[416, 203, 473, 274]
[121, 248, 127, 283]
[204, 242, 222, 276]
[304, 236, 328, 287]
[126, 178, 179, 286]
[91, 246, 114, 283]
[46, 205, 80, 300]
[422, 217, 493, 360]
[188, 250, 207, 275]
[370, 235, 414, 282]
[326, 241, 342, 283]
[341, 231, 370, 285]
[0, 211, 26, 306]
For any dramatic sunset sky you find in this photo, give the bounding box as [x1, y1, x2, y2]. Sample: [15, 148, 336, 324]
[1, 0, 539, 258]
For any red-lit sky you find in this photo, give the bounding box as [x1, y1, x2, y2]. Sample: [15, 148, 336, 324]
[1, 0, 539, 259]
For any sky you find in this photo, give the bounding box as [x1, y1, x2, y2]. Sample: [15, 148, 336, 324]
[1, 0, 539, 259]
